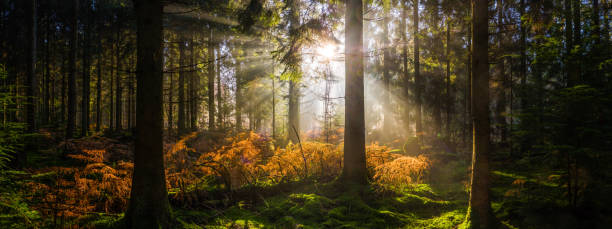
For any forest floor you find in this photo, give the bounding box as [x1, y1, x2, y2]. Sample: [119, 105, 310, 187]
[1, 129, 606, 229]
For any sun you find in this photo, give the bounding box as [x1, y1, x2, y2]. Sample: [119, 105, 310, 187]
[316, 43, 337, 60]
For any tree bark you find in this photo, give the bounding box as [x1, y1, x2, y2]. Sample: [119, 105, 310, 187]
[66, 0, 77, 139]
[115, 22, 122, 131]
[126, 0, 171, 227]
[178, 39, 186, 134]
[413, 0, 423, 145]
[465, 0, 493, 228]
[342, 0, 367, 185]
[208, 29, 215, 130]
[81, 0, 91, 136]
[382, 0, 391, 137]
[401, 1, 411, 137]
[287, 0, 301, 143]
[23, 0, 37, 167]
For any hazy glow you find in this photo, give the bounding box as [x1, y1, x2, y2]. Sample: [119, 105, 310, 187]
[316, 43, 337, 60]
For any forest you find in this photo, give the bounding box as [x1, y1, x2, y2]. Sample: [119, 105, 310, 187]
[0, 0, 611, 228]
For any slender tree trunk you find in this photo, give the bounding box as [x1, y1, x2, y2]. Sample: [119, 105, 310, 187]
[342, 0, 366, 185]
[565, 0, 574, 86]
[208, 29, 215, 130]
[96, 52, 102, 131]
[519, 0, 527, 111]
[168, 71, 174, 133]
[22, 0, 37, 167]
[496, 0, 507, 144]
[572, 0, 581, 84]
[235, 45, 242, 131]
[44, 8, 51, 125]
[66, 0, 77, 139]
[414, 0, 423, 145]
[287, 0, 301, 143]
[464, 6, 472, 147]
[401, 1, 411, 137]
[109, 32, 114, 130]
[382, 0, 391, 137]
[61, 46, 66, 125]
[465, 0, 493, 227]
[178, 40, 186, 134]
[445, 18, 452, 142]
[190, 37, 198, 131]
[115, 23, 122, 131]
[81, 0, 91, 136]
[216, 46, 223, 129]
[127, 0, 171, 227]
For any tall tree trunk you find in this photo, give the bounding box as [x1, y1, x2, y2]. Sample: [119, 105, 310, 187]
[496, 0, 507, 144]
[287, 0, 300, 143]
[109, 33, 114, 130]
[342, 0, 366, 185]
[178, 40, 186, 134]
[464, 14, 472, 146]
[208, 29, 215, 130]
[215, 45, 225, 129]
[81, 0, 91, 136]
[168, 72, 174, 131]
[413, 0, 422, 145]
[465, 0, 493, 227]
[382, 0, 391, 137]
[96, 0, 102, 132]
[572, 0, 581, 84]
[96, 52, 102, 131]
[115, 23, 122, 131]
[43, 7, 50, 125]
[235, 47, 242, 131]
[66, 0, 77, 139]
[519, 0, 527, 111]
[445, 18, 452, 142]
[190, 37, 198, 131]
[216, 46, 223, 129]
[127, 0, 171, 227]
[401, 1, 411, 137]
[23, 0, 37, 167]
[565, 0, 574, 86]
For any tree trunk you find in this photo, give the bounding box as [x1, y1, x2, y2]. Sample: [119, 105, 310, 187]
[216, 46, 223, 129]
[342, 0, 366, 185]
[565, 0, 574, 86]
[178, 39, 186, 134]
[208, 29, 215, 130]
[445, 18, 452, 142]
[96, 52, 102, 131]
[496, 0, 507, 144]
[465, 0, 493, 228]
[287, 0, 301, 143]
[401, 1, 411, 137]
[572, 0, 581, 84]
[189, 37, 198, 131]
[23, 0, 37, 167]
[413, 0, 423, 145]
[115, 22, 122, 131]
[127, 0, 171, 227]
[235, 48, 242, 131]
[66, 0, 77, 139]
[81, 0, 91, 136]
[382, 0, 391, 137]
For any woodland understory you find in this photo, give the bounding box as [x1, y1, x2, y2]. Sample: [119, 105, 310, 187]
[1, 0, 611, 228]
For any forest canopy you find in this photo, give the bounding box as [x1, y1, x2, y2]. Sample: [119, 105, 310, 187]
[0, 0, 611, 228]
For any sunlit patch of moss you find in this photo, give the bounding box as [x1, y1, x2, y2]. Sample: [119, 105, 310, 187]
[409, 209, 466, 229]
[78, 213, 123, 229]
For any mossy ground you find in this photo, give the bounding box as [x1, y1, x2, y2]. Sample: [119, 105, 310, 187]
[164, 182, 469, 229]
